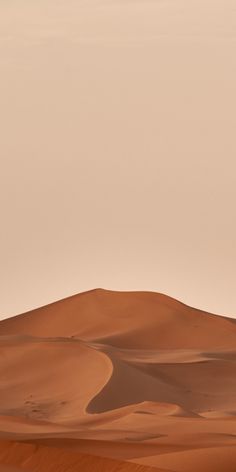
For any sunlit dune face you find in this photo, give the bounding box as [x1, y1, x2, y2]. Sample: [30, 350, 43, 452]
[1, 1, 236, 471]
[1, 289, 236, 471]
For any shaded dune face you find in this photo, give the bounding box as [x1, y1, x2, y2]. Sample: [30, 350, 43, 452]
[88, 352, 236, 414]
[1, 289, 236, 471]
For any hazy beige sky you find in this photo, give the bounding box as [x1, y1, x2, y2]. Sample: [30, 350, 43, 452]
[0, 0, 236, 319]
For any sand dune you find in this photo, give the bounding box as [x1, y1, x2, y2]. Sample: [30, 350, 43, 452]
[0, 440, 164, 472]
[1, 289, 236, 471]
[1, 289, 235, 348]
[134, 445, 236, 472]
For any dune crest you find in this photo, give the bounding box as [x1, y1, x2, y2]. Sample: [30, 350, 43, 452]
[1, 289, 236, 471]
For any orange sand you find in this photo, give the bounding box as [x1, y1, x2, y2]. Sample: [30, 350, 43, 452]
[0, 289, 236, 471]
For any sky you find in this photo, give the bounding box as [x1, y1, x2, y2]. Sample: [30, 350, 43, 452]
[0, 0, 236, 319]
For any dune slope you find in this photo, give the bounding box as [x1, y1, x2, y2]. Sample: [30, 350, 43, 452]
[0, 289, 236, 471]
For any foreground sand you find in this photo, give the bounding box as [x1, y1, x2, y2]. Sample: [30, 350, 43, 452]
[0, 289, 236, 471]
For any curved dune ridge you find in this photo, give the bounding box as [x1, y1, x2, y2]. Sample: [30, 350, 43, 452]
[1, 289, 236, 471]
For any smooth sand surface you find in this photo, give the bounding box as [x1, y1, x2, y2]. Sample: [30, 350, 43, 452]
[0, 289, 236, 471]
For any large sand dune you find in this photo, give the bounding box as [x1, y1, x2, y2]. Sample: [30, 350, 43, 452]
[0, 289, 236, 471]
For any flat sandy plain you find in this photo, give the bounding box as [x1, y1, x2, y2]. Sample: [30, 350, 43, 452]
[1, 289, 236, 471]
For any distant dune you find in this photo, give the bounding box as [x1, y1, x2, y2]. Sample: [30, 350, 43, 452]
[1, 289, 236, 471]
